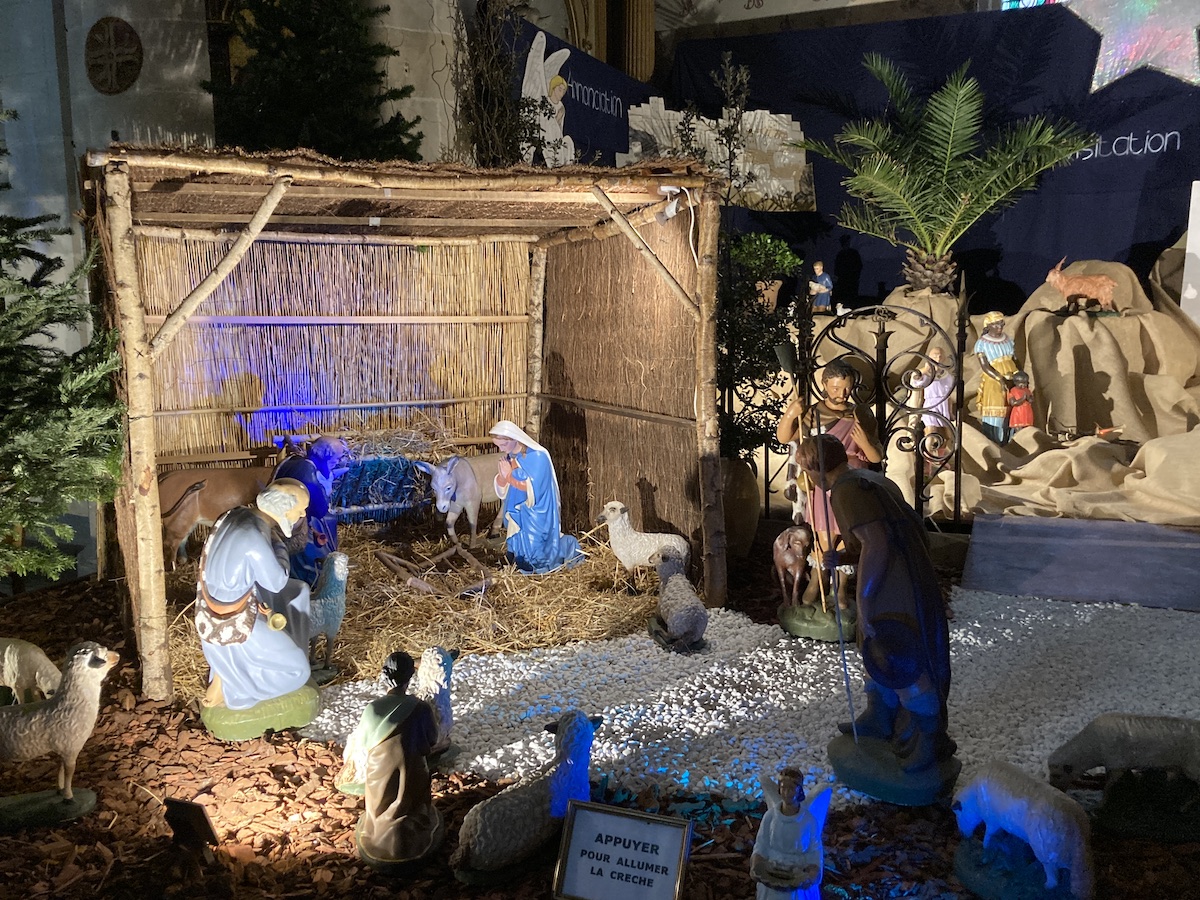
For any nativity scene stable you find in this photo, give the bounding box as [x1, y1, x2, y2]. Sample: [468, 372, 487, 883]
[3, 7, 1200, 895]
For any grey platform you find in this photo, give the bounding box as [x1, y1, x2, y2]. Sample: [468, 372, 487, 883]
[961, 514, 1200, 611]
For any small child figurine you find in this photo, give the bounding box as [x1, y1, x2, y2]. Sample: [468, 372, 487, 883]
[750, 768, 833, 900]
[1007, 371, 1034, 431]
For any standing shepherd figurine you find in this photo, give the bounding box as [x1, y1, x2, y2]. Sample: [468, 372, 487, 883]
[796, 435, 958, 804]
[776, 360, 883, 628]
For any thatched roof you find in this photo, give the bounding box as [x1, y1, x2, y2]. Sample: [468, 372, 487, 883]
[85, 146, 715, 240]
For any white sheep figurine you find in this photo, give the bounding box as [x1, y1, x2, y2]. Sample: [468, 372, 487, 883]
[596, 501, 690, 575]
[953, 760, 1093, 900]
[309, 551, 350, 669]
[1048, 712, 1200, 788]
[0, 642, 118, 800]
[451, 710, 602, 874]
[651, 546, 708, 652]
[412, 646, 458, 755]
[0, 637, 62, 704]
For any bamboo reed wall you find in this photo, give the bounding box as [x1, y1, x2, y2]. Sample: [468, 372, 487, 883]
[136, 235, 531, 463]
[542, 213, 702, 540]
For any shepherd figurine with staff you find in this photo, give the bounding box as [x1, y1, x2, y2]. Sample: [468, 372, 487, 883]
[795, 434, 959, 803]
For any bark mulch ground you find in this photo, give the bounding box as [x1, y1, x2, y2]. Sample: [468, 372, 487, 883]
[0, 523, 1195, 899]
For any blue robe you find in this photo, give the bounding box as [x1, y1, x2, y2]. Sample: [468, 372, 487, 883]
[274, 455, 337, 583]
[495, 446, 581, 574]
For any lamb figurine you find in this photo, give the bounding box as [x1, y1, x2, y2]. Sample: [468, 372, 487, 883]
[412, 646, 459, 755]
[595, 501, 690, 575]
[0, 637, 63, 703]
[953, 760, 1093, 900]
[650, 546, 708, 652]
[451, 710, 602, 875]
[309, 551, 349, 669]
[0, 642, 118, 800]
[1048, 712, 1200, 788]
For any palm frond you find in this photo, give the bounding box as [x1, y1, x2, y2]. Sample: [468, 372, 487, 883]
[917, 63, 982, 181]
[863, 53, 920, 133]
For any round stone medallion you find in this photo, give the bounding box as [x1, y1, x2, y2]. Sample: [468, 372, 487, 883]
[85, 17, 143, 96]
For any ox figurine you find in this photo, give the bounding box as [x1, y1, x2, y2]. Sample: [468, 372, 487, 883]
[158, 465, 275, 568]
[414, 454, 503, 546]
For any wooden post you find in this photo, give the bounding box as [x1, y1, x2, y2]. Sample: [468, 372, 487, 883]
[695, 184, 727, 607]
[103, 162, 172, 700]
[527, 246, 547, 437]
[149, 175, 292, 361]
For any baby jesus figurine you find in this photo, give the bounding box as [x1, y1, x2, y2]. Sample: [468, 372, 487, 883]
[750, 768, 833, 900]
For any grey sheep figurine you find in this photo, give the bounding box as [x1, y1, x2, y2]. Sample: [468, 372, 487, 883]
[309, 552, 350, 668]
[1048, 712, 1200, 788]
[651, 547, 708, 651]
[0, 642, 118, 799]
[0, 637, 63, 703]
[451, 710, 602, 873]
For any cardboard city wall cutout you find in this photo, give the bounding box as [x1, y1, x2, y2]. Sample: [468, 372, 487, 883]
[554, 801, 691, 900]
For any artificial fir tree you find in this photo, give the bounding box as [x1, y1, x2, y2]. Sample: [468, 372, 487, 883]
[204, 0, 423, 162]
[0, 107, 123, 581]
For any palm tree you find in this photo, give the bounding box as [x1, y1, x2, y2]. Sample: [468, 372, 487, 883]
[798, 53, 1094, 293]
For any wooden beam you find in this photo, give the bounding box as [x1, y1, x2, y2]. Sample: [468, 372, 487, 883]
[135, 225, 539, 246]
[527, 247, 547, 437]
[144, 314, 530, 326]
[151, 393, 528, 418]
[537, 191, 700, 250]
[149, 175, 292, 362]
[132, 181, 656, 206]
[87, 148, 711, 191]
[695, 183, 727, 607]
[589, 186, 700, 322]
[540, 393, 696, 428]
[102, 162, 172, 700]
[133, 212, 594, 230]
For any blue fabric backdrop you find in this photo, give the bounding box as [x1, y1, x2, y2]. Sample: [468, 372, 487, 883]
[671, 6, 1200, 310]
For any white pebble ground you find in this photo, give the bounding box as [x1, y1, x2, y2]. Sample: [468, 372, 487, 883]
[301, 587, 1200, 808]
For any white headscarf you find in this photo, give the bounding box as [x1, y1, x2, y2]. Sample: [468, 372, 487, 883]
[489, 420, 549, 457]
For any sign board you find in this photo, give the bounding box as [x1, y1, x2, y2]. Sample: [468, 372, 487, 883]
[553, 801, 692, 900]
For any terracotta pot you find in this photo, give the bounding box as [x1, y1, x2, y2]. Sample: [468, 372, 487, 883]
[722, 457, 761, 559]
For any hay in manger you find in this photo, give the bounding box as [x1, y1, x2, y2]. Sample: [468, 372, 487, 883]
[167, 522, 660, 704]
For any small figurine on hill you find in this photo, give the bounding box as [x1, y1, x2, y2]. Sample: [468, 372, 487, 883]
[974, 312, 1018, 445]
[1006, 371, 1035, 432]
[1045, 258, 1120, 316]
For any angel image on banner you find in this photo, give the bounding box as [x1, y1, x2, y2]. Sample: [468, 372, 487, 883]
[521, 30, 575, 167]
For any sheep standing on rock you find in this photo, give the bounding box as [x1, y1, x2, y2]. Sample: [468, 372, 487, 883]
[451, 710, 602, 875]
[596, 501, 689, 583]
[309, 552, 349, 670]
[0, 642, 118, 800]
[1048, 712, 1200, 788]
[0, 638, 62, 703]
[953, 760, 1093, 900]
[650, 547, 708, 652]
[412, 646, 458, 755]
